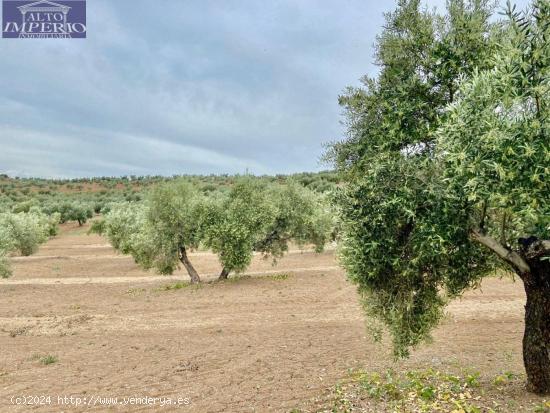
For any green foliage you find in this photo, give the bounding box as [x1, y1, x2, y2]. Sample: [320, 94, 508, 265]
[31, 208, 61, 237]
[328, 0, 495, 171]
[331, 0, 498, 357]
[331, 1, 549, 393]
[0, 211, 58, 277]
[155, 281, 191, 291]
[96, 181, 208, 277]
[0, 171, 339, 217]
[203, 179, 332, 277]
[12, 199, 40, 213]
[265, 273, 290, 281]
[38, 355, 58, 366]
[88, 219, 106, 236]
[203, 179, 275, 275]
[0, 173, 339, 282]
[0, 255, 11, 279]
[0, 225, 14, 278]
[0, 211, 56, 256]
[260, 183, 333, 256]
[437, 0, 550, 247]
[139, 181, 207, 274]
[50, 202, 93, 226]
[95, 203, 145, 254]
[329, 368, 529, 413]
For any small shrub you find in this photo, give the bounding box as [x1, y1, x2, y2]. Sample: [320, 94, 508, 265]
[39, 355, 58, 365]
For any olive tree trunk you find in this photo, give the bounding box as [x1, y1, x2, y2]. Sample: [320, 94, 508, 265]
[472, 231, 549, 394]
[522, 253, 550, 395]
[219, 268, 230, 280]
[178, 246, 201, 284]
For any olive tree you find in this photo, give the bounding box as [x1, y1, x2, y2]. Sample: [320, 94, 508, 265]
[331, 0, 549, 394]
[255, 182, 333, 257]
[0, 225, 14, 278]
[437, 1, 549, 392]
[53, 202, 93, 226]
[202, 179, 275, 280]
[0, 211, 55, 256]
[94, 182, 207, 283]
[138, 181, 206, 283]
[203, 180, 332, 280]
[0, 210, 59, 277]
[93, 202, 145, 254]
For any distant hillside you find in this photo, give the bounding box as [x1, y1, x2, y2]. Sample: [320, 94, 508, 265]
[0, 171, 340, 213]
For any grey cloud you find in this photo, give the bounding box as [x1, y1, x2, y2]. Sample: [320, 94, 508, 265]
[0, 0, 533, 178]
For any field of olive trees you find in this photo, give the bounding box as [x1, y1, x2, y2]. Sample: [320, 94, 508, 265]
[1, 0, 548, 410]
[0, 173, 338, 282]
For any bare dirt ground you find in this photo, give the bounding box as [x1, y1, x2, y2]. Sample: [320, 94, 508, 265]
[0, 222, 547, 412]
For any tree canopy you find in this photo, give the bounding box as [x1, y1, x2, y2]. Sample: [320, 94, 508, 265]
[202, 179, 276, 279]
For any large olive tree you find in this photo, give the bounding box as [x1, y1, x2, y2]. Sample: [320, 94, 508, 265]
[329, 0, 550, 395]
[437, 0, 549, 392]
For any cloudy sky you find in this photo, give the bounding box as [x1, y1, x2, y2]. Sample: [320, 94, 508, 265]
[0, 0, 531, 178]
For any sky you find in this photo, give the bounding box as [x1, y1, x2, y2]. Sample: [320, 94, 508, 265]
[0, 0, 532, 178]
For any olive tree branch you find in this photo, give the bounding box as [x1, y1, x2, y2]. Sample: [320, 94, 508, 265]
[470, 228, 530, 275]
